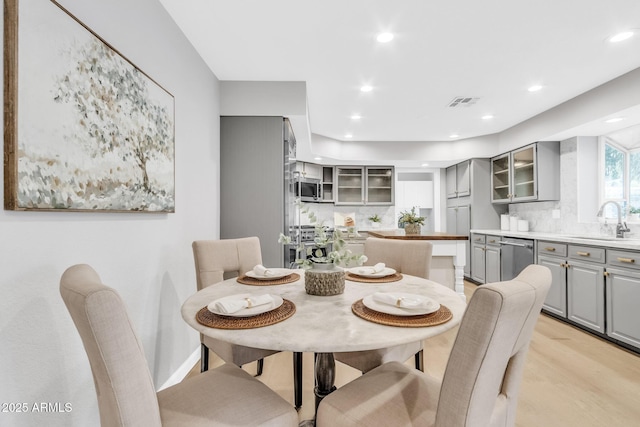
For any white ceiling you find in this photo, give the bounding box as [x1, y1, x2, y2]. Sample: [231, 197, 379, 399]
[159, 0, 640, 148]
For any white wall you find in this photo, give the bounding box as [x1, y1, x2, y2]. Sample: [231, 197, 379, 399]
[0, 1, 220, 426]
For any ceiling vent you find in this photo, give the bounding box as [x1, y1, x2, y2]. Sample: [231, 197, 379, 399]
[448, 97, 479, 108]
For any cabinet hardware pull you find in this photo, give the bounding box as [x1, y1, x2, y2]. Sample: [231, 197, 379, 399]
[617, 257, 635, 263]
[576, 251, 590, 257]
[604, 271, 610, 277]
[545, 247, 556, 251]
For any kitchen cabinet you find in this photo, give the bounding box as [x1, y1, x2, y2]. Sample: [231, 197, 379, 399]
[446, 160, 470, 199]
[470, 234, 500, 284]
[446, 158, 507, 279]
[537, 241, 569, 317]
[296, 161, 323, 180]
[491, 141, 560, 204]
[335, 166, 394, 205]
[471, 234, 486, 283]
[321, 166, 334, 202]
[485, 236, 501, 283]
[537, 242, 605, 333]
[605, 249, 640, 349]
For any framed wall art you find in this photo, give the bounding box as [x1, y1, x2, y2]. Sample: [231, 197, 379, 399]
[4, 0, 175, 212]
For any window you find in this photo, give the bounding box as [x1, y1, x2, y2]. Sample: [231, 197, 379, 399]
[600, 137, 640, 218]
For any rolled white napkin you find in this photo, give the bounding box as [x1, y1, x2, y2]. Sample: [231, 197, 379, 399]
[209, 294, 275, 314]
[372, 292, 437, 311]
[253, 264, 275, 277]
[358, 262, 386, 275]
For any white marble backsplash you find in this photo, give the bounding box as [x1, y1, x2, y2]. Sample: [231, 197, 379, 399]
[297, 203, 397, 229]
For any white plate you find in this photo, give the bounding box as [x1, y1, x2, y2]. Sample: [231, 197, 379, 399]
[208, 294, 284, 317]
[245, 268, 292, 280]
[349, 267, 397, 278]
[362, 293, 440, 316]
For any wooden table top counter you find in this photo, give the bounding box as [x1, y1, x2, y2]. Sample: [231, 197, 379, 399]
[368, 230, 469, 240]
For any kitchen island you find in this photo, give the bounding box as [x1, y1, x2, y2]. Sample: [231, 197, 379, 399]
[368, 230, 468, 299]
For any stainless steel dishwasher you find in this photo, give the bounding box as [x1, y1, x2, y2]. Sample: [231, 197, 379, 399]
[499, 237, 535, 281]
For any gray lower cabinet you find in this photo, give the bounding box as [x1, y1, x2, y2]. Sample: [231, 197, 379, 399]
[470, 234, 500, 284]
[537, 241, 568, 317]
[567, 259, 605, 334]
[605, 249, 640, 349]
[567, 245, 606, 334]
[485, 236, 501, 283]
[447, 205, 471, 276]
[470, 234, 486, 283]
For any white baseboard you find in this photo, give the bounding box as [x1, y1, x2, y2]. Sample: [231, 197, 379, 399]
[157, 347, 200, 391]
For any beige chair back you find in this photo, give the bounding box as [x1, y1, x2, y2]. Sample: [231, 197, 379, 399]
[192, 237, 262, 290]
[363, 237, 433, 279]
[435, 264, 551, 427]
[60, 264, 162, 427]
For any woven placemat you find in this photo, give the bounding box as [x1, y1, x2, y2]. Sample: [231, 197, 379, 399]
[345, 272, 403, 283]
[196, 299, 296, 329]
[236, 273, 300, 286]
[351, 299, 452, 327]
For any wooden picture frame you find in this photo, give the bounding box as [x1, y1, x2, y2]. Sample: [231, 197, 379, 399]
[4, 0, 175, 212]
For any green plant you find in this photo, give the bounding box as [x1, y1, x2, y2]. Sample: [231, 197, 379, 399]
[279, 200, 367, 269]
[368, 214, 381, 223]
[630, 206, 640, 214]
[398, 207, 425, 226]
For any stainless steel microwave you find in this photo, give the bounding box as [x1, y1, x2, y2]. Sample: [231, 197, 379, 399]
[296, 178, 321, 202]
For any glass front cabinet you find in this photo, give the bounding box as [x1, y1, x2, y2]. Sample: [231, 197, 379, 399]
[491, 141, 559, 204]
[335, 166, 394, 205]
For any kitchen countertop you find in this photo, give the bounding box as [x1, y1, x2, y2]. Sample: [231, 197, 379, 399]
[368, 230, 469, 240]
[470, 229, 640, 250]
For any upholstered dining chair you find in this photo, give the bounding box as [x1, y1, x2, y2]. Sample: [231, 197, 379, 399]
[317, 264, 551, 427]
[192, 237, 303, 409]
[60, 264, 298, 427]
[334, 237, 433, 373]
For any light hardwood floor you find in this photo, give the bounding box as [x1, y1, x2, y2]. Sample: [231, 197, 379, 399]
[188, 281, 640, 426]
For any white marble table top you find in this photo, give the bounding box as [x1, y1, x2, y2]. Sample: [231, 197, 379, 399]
[181, 271, 466, 353]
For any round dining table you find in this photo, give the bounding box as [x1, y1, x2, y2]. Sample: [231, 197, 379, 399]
[181, 269, 466, 415]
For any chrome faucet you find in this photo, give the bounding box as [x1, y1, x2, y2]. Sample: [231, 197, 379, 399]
[596, 201, 630, 238]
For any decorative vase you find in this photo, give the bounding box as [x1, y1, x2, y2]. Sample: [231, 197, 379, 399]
[404, 223, 421, 235]
[305, 264, 345, 296]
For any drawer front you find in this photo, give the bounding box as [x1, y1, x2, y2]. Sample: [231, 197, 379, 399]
[568, 245, 605, 264]
[485, 235, 501, 246]
[607, 249, 640, 270]
[538, 241, 567, 257]
[471, 234, 486, 245]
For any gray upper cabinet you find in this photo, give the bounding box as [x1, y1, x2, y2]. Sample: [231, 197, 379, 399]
[491, 141, 560, 204]
[335, 166, 394, 205]
[446, 160, 470, 199]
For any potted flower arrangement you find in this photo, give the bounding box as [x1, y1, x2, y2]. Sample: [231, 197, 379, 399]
[398, 207, 425, 235]
[368, 213, 382, 228]
[278, 201, 367, 270]
[629, 206, 640, 221]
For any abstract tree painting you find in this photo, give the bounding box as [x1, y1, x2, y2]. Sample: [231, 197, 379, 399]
[4, 0, 175, 212]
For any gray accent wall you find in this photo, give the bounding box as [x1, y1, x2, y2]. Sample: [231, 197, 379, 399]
[0, 1, 220, 425]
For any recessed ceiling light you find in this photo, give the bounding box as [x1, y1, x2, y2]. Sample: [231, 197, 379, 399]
[314, 157, 323, 161]
[351, 114, 362, 120]
[482, 115, 494, 120]
[605, 117, 625, 123]
[376, 32, 394, 43]
[449, 134, 459, 139]
[360, 85, 373, 93]
[344, 133, 353, 139]
[528, 85, 543, 92]
[609, 31, 634, 43]
[421, 163, 429, 167]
